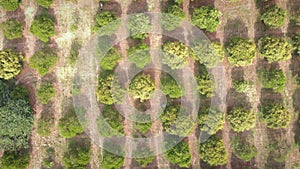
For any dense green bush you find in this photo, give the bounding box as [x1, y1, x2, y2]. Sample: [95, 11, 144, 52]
[259, 69, 286, 92]
[127, 43, 151, 68]
[37, 114, 54, 137]
[162, 41, 190, 69]
[191, 41, 224, 68]
[266, 135, 290, 163]
[165, 141, 191, 168]
[100, 149, 124, 169]
[160, 74, 183, 99]
[30, 13, 55, 42]
[0, 19, 23, 40]
[37, 83, 56, 104]
[133, 146, 155, 167]
[261, 5, 286, 29]
[97, 105, 124, 137]
[259, 36, 293, 62]
[260, 104, 291, 129]
[9, 86, 29, 100]
[199, 136, 228, 166]
[35, 0, 54, 8]
[0, 149, 30, 169]
[225, 37, 256, 66]
[198, 107, 225, 135]
[132, 113, 152, 134]
[293, 33, 300, 56]
[62, 139, 91, 169]
[227, 108, 255, 132]
[161, 5, 185, 31]
[196, 73, 215, 97]
[0, 0, 19, 11]
[100, 47, 121, 70]
[129, 74, 156, 102]
[127, 14, 152, 39]
[231, 136, 257, 162]
[191, 6, 221, 32]
[93, 11, 121, 36]
[233, 80, 252, 93]
[29, 48, 58, 76]
[0, 49, 23, 80]
[58, 108, 84, 138]
[96, 73, 125, 105]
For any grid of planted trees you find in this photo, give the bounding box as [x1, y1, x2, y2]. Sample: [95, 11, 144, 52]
[1, 0, 300, 168]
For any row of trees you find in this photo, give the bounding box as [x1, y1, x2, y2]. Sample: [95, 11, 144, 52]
[0, 0, 54, 11]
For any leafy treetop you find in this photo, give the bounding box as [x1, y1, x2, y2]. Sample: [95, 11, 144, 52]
[0, 48, 23, 80]
[30, 13, 55, 42]
[127, 43, 151, 68]
[127, 14, 152, 39]
[162, 41, 190, 69]
[0, 19, 23, 40]
[129, 74, 156, 102]
[261, 5, 286, 29]
[161, 5, 186, 31]
[260, 103, 291, 129]
[191, 6, 221, 32]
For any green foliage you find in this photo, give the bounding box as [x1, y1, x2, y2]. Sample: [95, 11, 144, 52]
[198, 107, 225, 135]
[191, 41, 224, 68]
[259, 36, 293, 62]
[93, 11, 121, 36]
[160, 74, 183, 99]
[42, 147, 55, 169]
[100, 47, 121, 70]
[233, 80, 252, 93]
[161, 104, 195, 136]
[37, 114, 54, 137]
[231, 136, 257, 162]
[9, 86, 29, 100]
[0, 49, 23, 80]
[0, 99, 33, 151]
[35, 0, 54, 8]
[129, 74, 156, 102]
[225, 37, 256, 66]
[29, 48, 58, 76]
[260, 104, 291, 129]
[162, 41, 190, 69]
[67, 39, 82, 66]
[30, 13, 55, 42]
[227, 108, 255, 132]
[165, 141, 191, 168]
[97, 105, 124, 137]
[196, 73, 215, 97]
[62, 139, 91, 169]
[58, 108, 84, 138]
[133, 146, 155, 167]
[97, 73, 125, 105]
[291, 9, 300, 26]
[0, 19, 23, 40]
[127, 43, 151, 68]
[261, 5, 286, 29]
[293, 33, 300, 56]
[199, 136, 228, 166]
[259, 69, 286, 92]
[100, 149, 124, 169]
[191, 6, 221, 32]
[127, 14, 152, 39]
[0, 149, 30, 169]
[0, 0, 19, 11]
[37, 83, 56, 104]
[161, 5, 186, 31]
[132, 113, 152, 134]
[266, 135, 290, 163]
[173, 0, 183, 4]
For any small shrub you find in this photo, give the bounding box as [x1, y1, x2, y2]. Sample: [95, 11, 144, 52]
[0, 149, 30, 169]
[227, 108, 255, 132]
[93, 11, 121, 36]
[129, 74, 156, 102]
[261, 5, 286, 29]
[29, 48, 58, 76]
[100, 47, 121, 70]
[0, 48, 23, 80]
[42, 147, 55, 169]
[259, 69, 286, 92]
[225, 37, 256, 66]
[260, 103, 291, 129]
[133, 146, 155, 167]
[0, 19, 23, 40]
[37, 83, 56, 104]
[198, 107, 225, 135]
[127, 43, 151, 68]
[191, 6, 221, 32]
[291, 9, 300, 26]
[161, 5, 185, 31]
[233, 80, 252, 93]
[162, 41, 190, 69]
[100, 149, 124, 169]
[127, 14, 152, 39]
[0, 0, 19, 11]
[196, 73, 215, 97]
[160, 74, 183, 99]
[132, 113, 152, 134]
[165, 141, 191, 168]
[30, 13, 55, 42]
[35, 0, 54, 8]
[9, 86, 29, 100]
[231, 136, 257, 162]
[58, 108, 84, 138]
[67, 39, 82, 66]
[37, 114, 54, 137]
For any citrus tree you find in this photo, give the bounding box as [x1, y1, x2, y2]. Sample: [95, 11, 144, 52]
[165, 141, 191, 168]
[160, 74, 183, 99]
[261, 5, 286, 29]
[35, 0, 54, 8]
[132, 146, 155, 167]
[198, 107, 225, 135]
[0, 149, 30, 169]
[129, 74, 156, 102]
[37, 83, 56, 104]
[231, 136, 257, 162]
[58, 108, 84, 138]
[30, 13, 55, 42]
[233, 80, 252, 93]
[162, 41, 190, 69]
[100, 149, 124, 169]
[0, 49, 23, 80]
[259, 69, 287, 92]
[227, 108, 255, 132]
[127, 43, 151, 68]
[260, 103, 291, 129]
[161, 5, 186, 31]
[127, 14, 152, 39]
[0, 19, 23, 40]
[93, 11, 121, 36]
[99, 47, 121, 71]
[29, 48, 58, 76]
[0, 0, 19, 11]
[191, 6, 221, 32]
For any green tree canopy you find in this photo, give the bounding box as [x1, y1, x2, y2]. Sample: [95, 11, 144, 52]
[129, 74, 156, 102]
[291, 9, 300, 26]
[132, 113, 152, 134]
[62, 139, 91, 169]
[0, 149, 30, 169]
[162, 41, 190, 69]
[259, 36, 293, 62]
[259, 69, 287, 92]
[133, 146, 155, 167]
[99, 47, 121, 70]
[198, 107, 225, 135]
[161, 5, 186, 31]
[261, 5, 286, 29]
[260, 104, 291, 129]
[97, 105, 124, 137]
[0, 49, 23, 80]
[93, 11, 121, 36]
[191, 6, 221, 32]
[0, 19, 23, 40]
[231, 136, 257, 162]
[199, 136, 228, 166]
[100, 149, 124, 169]
[29, 48, 58, 76]
[227, 108, 255, 132]
[127, 43, 151, 68]
[233, 80, 252, 93]
[127, 14, 152, 39]
[165, 141, 191, 168]
[30, 13, 55, 42]
[35, 0, 54, 8]
[225, 37, 256, 66]
[160, 74, 183, 99]
[37, 83, 56, 104]
[0, 0, 19, 11]
[58, 108, 84, 138]
[196, 73, 215, 97]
